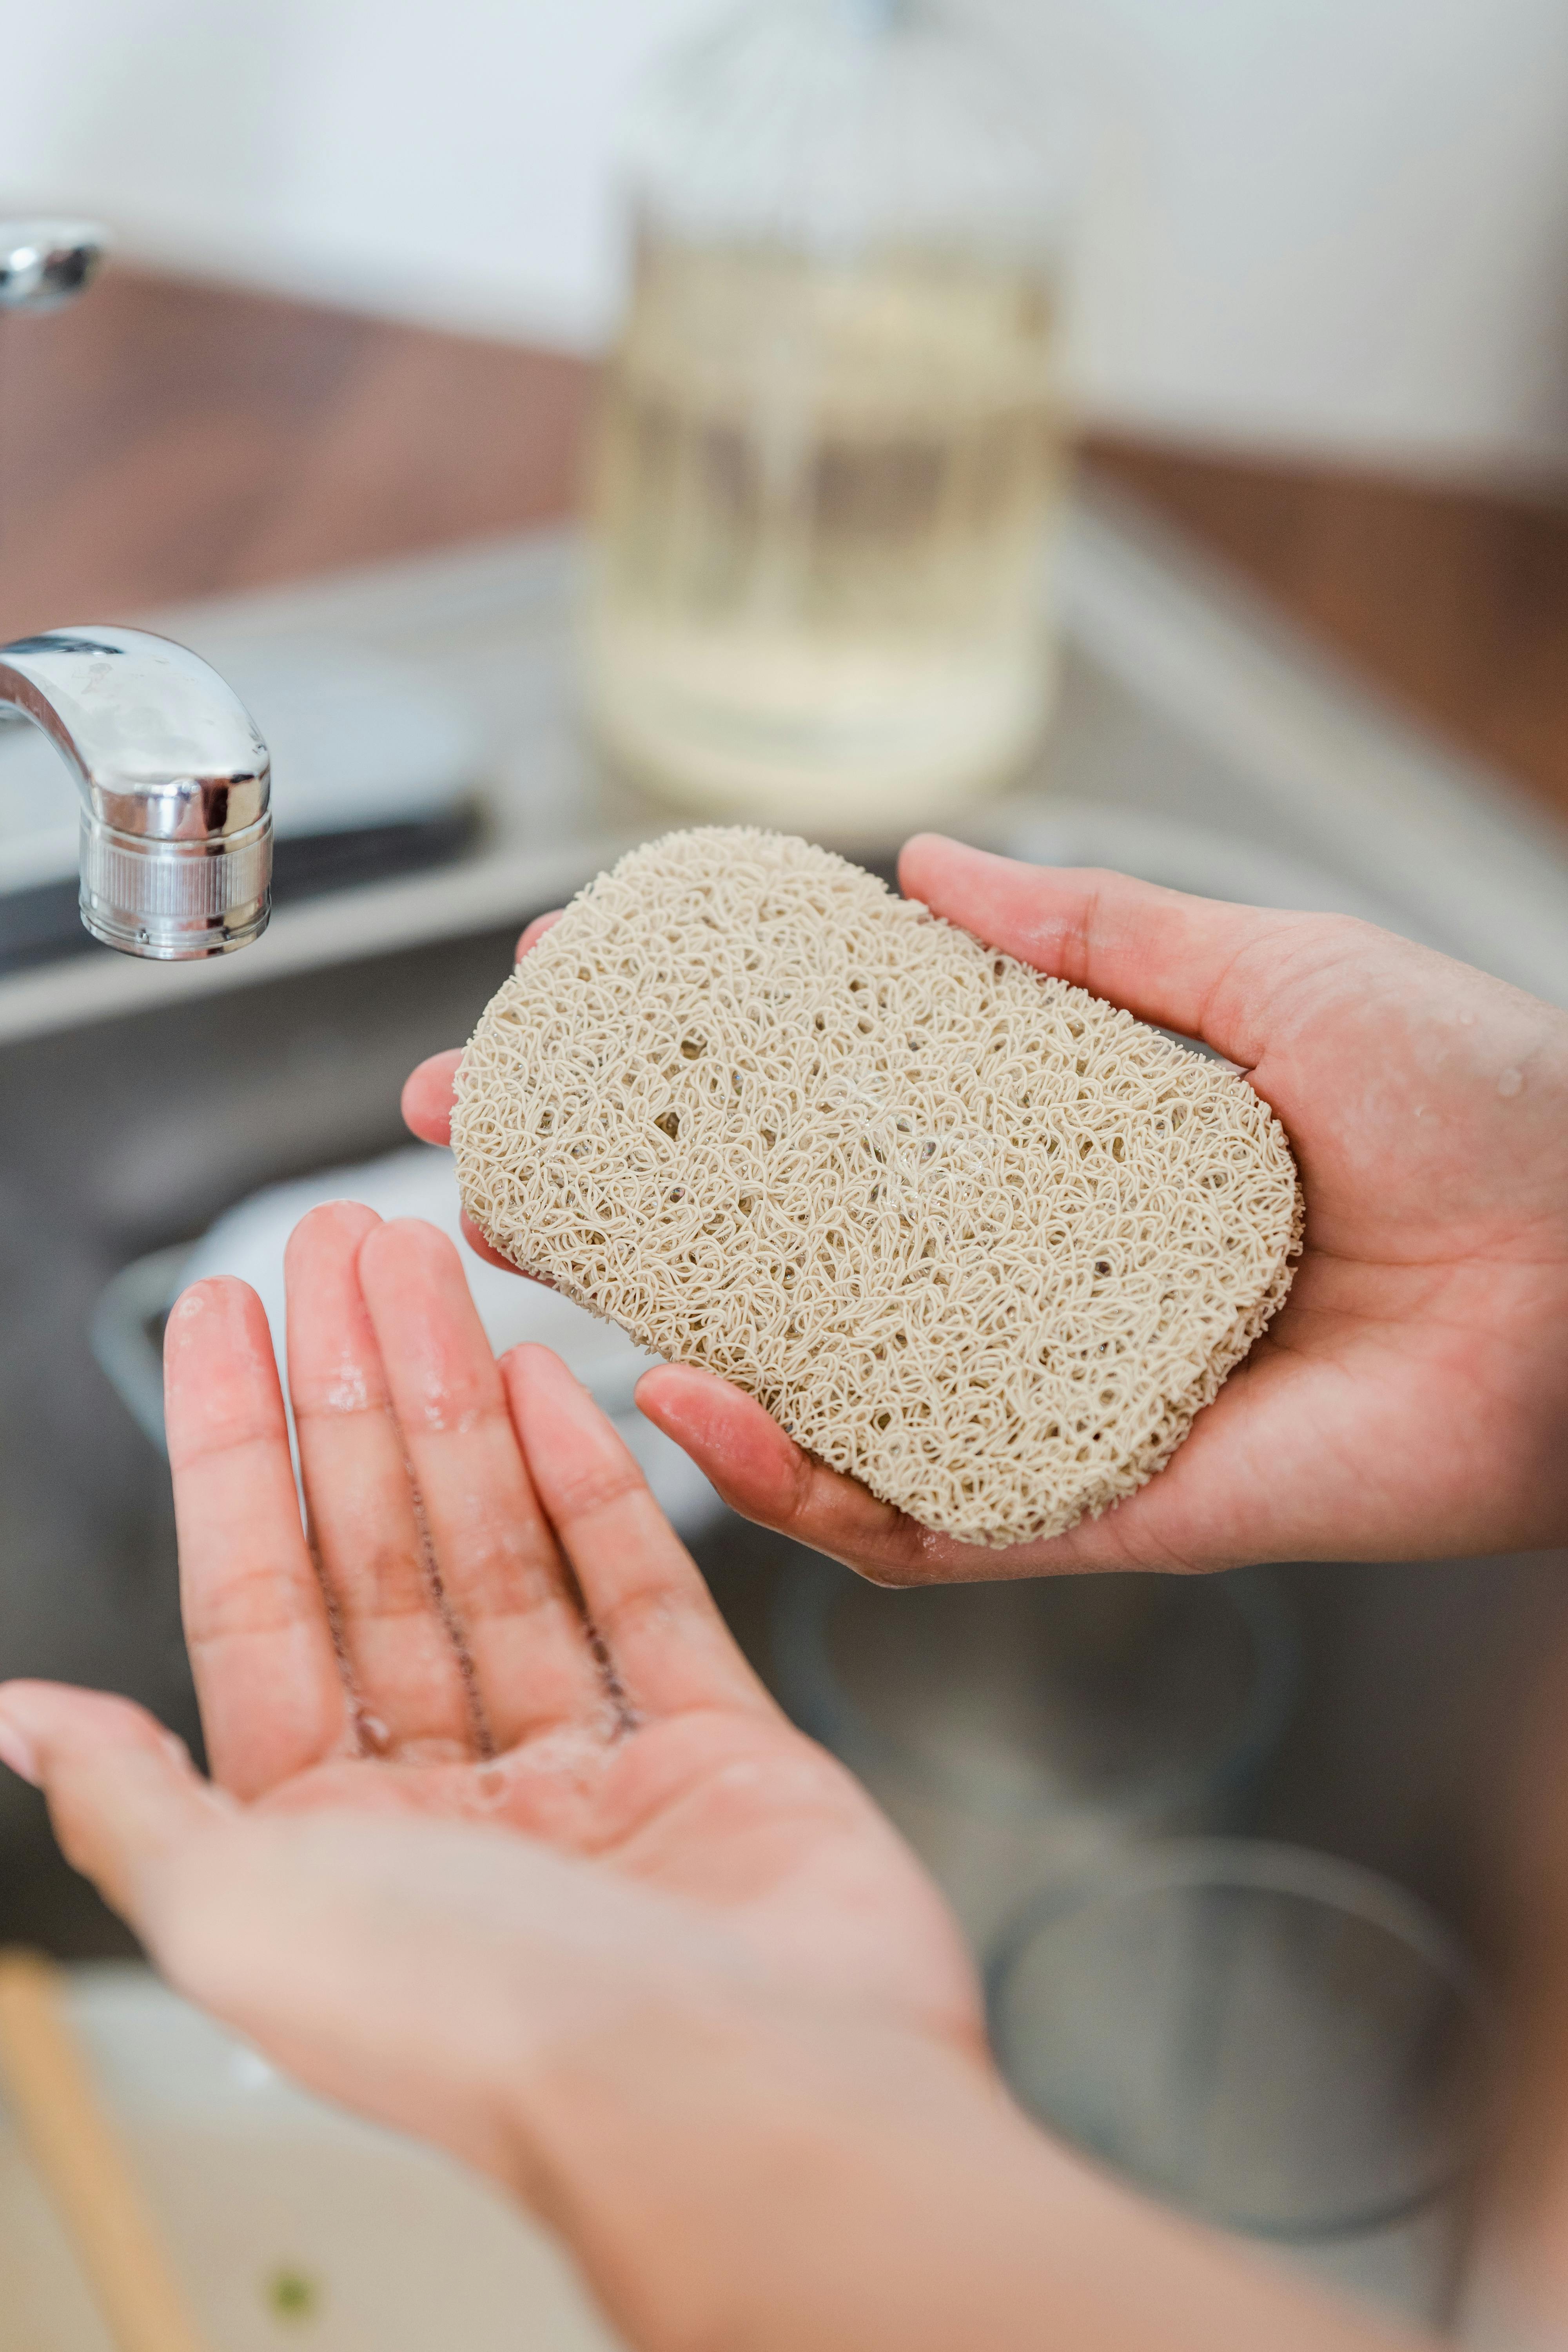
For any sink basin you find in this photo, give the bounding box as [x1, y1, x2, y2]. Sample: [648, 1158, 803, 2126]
[2, 497, 1566, 2343]
[0, 915, 539, 1951]
[1, 493, 1564, 1994]
[0, 1964, 621, 2350]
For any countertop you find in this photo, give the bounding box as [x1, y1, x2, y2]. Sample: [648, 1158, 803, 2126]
[6, 262, 1568, 830]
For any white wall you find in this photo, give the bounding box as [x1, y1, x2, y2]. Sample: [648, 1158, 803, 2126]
[999, 0, 1568, 478]
[4, 0, 1568, 482]
[0, 0, 714, 347]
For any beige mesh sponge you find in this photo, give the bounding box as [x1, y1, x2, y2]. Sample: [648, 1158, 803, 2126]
[455, 829, 1301, 1548]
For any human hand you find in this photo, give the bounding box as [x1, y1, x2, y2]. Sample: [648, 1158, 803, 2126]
[0, 1748, 1408, 2352]
[405, 839, 1568, 1580]
[0, 1209, 976, 2169]
[0, 1218, 1426, 2352]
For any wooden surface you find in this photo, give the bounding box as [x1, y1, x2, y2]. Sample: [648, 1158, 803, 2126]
[6, 263, 1568, 823]
[0, 267, 591, 626]
[1092, 438, 1568, 824]
[0, 1949, 212, 2352]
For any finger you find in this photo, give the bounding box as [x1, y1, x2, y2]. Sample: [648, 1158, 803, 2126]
[402, 1048, 462, 1146]
[898, 835, 1304, 1068]
[635, 1363, 1203, 1583]
[286, 1203, 477, 1759]
[460, 1205, 551, 1279]
[0, 1682, 230, 1938]
[515, 909, 562, 956]
[165, 1279, 350, 1797]
[401, 1067, 554, 1286]
[633, 1364, 964, 1580]
[0, 1679, 523, 2187]
[356, 1221, 605, 1748]
[400, 913, 562, 1149]
[505, 1346, 769, 1719]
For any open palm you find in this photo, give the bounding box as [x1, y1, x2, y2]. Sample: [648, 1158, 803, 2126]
[0, 1182, 1447, 2351]
[407, 836, 1568, 1580]
[146, 1205, 974, 2040]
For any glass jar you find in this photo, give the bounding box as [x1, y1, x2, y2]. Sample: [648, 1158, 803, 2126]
[583, 0, 1072, 835]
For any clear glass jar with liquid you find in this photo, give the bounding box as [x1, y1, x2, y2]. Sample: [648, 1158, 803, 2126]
[583, 0, 1071, 833]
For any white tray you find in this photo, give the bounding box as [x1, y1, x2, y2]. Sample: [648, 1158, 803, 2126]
[0, 1964, 620, 2352]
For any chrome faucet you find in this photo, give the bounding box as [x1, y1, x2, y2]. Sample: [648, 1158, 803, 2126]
[0, 221, 274, 958]
[0, 628, 273, 958]
[0, 218, 107, 312]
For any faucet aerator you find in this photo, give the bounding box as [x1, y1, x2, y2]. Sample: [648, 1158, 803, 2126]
[0, 626, 273, 961]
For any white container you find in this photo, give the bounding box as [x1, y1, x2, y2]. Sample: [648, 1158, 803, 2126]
[0, 1966, 621, 2352]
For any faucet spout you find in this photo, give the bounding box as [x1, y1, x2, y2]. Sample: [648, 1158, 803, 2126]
[0, 626, 272, 959]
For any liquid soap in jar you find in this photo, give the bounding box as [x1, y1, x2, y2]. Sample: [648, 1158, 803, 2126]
[583, 0, 1071, 834]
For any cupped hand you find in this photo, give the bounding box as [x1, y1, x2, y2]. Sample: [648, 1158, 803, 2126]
[405, 839, 1568, 1581]
[0, 1207, 976, 2185]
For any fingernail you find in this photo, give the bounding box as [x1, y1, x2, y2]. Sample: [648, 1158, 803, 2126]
[0, 1713, 39, 1786]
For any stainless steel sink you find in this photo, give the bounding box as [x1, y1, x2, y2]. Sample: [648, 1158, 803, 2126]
[0, 918, 516, 1947]
[2, 491, 1565, 1981]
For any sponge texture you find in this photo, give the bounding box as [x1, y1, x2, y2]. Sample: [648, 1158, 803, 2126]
[454, 830, 1301, 1547]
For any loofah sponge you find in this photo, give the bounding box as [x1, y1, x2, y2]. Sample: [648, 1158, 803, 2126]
[454, 829, 1301, 1548]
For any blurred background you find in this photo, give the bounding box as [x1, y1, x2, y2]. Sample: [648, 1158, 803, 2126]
[2, 0, 1568, 805]
[4, 5, 1568, 2345]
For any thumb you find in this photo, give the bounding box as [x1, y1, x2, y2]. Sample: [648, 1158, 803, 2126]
[0, 1681, 230, 1939]
[401, 1046, 461, 1146]
[898, 835, 1310, 1067]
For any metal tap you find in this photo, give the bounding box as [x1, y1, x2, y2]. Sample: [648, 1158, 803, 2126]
[0, 628, 273, 958]
[0, 221, 273, 958]
[0, 218, 108, 312]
